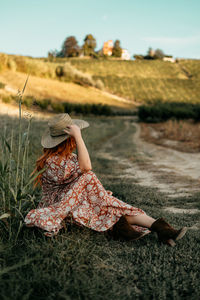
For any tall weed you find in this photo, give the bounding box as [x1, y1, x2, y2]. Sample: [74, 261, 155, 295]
[0, 75, 44, 241]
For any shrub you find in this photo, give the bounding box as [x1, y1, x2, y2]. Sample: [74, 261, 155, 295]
[36, 98, 52, 110]
[7, 59, 17, 71]
[51, 102, 65, 113]
[63, 102, 112, 115]
[57, 62, 104, 89]
[138, 101, 200, 122]
[0, 82, 5, 89]
[63, 102, 74, 113]
[2, 96, 12, 103]
[94, 79, 104, 90]
[55, 66, 64, 77]
[0, 53, 8, 71]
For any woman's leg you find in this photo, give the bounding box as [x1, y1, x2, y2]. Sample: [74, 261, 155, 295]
[125, 214, 156, 228]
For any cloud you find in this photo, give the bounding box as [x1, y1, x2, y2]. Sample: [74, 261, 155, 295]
[141, 35, 200, 46]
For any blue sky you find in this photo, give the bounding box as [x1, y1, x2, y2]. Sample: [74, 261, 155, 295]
[1, 0, 200, 58]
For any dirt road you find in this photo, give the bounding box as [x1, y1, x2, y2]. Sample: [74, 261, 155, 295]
[97, 119, 200, 198]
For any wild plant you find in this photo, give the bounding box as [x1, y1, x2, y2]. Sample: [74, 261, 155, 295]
[0, 75, 44, 241]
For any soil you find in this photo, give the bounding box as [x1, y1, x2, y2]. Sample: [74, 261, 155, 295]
[97, 119, 200, 199]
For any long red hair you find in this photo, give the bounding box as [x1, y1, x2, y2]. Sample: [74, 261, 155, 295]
[32, 136, 76, 187]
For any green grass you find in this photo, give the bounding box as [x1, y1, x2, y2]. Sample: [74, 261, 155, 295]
[0, 114, 199, 299]
[1, 53, 200, 105]
[69, 59, 200, 103]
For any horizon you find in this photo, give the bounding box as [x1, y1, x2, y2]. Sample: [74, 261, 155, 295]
[1, 0, 200, 59]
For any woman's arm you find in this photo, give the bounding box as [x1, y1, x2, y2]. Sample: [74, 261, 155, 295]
[63, 125, 92, 172]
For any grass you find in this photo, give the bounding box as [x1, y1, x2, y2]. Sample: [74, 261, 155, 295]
[69, 59, 200, 103]
[0, 70, 135, 111]
[1, 53, 200, 106]
[140, 120, 200, 153]
[0, 109, 199, 299]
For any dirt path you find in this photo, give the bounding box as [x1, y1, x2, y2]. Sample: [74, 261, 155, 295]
[97, 119, 200, 198]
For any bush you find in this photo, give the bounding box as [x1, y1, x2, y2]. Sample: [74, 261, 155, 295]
[55, 66, 64, 77]
[56, 62, 104, 89]
[63, 102, 112, 116]
[0, 53, 8, 71]
[22, 96, 35, 108]
[138, 101, 200, 122]
[7, 59, 17, 71]
[51, 102, 65, 113]
[94, 79, 104, 90]
[0, 82, 5, 89]
[2, 96, 12, 103]
[35, 98, 51, 110]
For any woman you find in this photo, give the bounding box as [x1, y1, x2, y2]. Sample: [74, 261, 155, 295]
[25, 113, 187, 246]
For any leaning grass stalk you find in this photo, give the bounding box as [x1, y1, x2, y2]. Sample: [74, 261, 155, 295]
[8, 129, 13, 209]
[2, 126, 7, 210]
[15, 74, 30, 195]
[15, 93, 22, 195]
[21, 119, 31, 191]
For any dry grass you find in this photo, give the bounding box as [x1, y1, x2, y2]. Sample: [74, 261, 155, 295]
[0, 70, 135, 110]
[140, 119, 200, 153]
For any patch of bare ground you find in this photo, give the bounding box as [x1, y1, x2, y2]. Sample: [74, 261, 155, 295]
[97, 119, 200, 198]
[163, 207, 199, 214]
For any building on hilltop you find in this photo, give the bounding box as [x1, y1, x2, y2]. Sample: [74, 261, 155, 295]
[103, 40, 114, 56]
[103, 40, 131, 60]
[121, 49, 131, 60]
[163, 55, 175, 63]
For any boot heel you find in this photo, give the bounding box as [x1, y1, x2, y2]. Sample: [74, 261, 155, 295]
[166, 239, 176, 247]
[175, 227, 187, 241]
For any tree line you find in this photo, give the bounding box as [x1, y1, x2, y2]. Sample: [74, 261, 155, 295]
[48, 34, 168, 60]
[48, 34, 123, 59]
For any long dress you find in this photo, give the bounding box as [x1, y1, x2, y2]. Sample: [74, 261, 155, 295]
[24, 153, 150, 237]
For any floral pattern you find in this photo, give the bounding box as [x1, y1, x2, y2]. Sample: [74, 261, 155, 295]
[24, 153, 150, 237]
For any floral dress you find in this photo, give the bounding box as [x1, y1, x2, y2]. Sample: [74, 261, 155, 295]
[24, 153, 150, 237]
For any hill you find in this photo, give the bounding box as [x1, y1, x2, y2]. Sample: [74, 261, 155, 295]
[0, 53, 200, 111]
[69, 58, 200, 103]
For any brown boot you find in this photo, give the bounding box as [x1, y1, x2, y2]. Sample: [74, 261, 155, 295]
[150, 218, 187, 247]
[108, 215, 149, 241]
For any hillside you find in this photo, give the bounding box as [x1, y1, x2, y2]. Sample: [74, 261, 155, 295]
[69, 59, 200, 103]
[0, 53, 200, 110]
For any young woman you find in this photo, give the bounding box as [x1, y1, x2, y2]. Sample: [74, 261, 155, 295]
[25, 113, 187, 246]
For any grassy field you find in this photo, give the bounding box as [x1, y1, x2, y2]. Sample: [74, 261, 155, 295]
[0, 111, 199, 300]
[1, 53, 200, 107]
[0, 70, 134, 111]
[69, 59, 200, 103]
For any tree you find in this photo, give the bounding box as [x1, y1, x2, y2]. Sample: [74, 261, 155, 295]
[61, 36, 80, 57]
[112, 40, 122, 57]
[82, 34, 96, 56]
[147, 47, 155, 58]
[48, 49, 59, 61]
[154, 48, 165, 59]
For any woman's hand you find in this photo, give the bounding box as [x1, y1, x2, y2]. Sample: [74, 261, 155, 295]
[63, 124, 81, 139]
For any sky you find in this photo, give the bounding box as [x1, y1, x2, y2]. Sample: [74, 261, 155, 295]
[1, 0, 200, 59]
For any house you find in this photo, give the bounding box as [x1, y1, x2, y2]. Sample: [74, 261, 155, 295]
[103, 40, 113, 56]
[103, 40, 131, 60]
[163, 55, 175, 63]
[121, 49, 131, 60]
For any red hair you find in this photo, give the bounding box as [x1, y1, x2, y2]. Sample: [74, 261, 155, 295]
[32, 136, 76, 187]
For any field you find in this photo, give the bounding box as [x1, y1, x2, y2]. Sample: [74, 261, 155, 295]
[0, 109, 199, 299]
[0, 53, 200, 109]
[69, 59, 200, 103]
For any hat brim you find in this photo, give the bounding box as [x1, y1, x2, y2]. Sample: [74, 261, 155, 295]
[41, 119, 89, 148]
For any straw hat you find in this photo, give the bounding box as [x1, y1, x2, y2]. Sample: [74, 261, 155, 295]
[41, 113, 89, 148]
